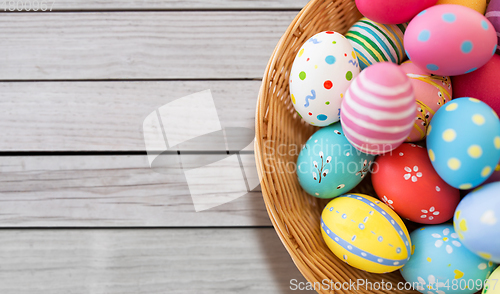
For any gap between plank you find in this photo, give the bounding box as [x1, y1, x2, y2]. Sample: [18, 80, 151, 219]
[0, 8, 302, 13]
[0, 78, 262, 83]
[0, 226, 273, 230]
[0, 151, 255, 156]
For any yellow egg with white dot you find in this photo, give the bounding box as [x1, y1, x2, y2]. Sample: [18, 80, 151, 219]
[427, 98, 500, 189]
[321, 194, 411, 273]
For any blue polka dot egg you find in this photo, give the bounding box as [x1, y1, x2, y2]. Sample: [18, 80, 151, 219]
[401, 224, 496, 294]
[296, 122, 374, 199]
[426, 98, 500, 189]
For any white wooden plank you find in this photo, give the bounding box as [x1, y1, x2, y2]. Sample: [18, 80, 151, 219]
[0, 228, 314, 294]
[0, 0, 309, 10]
[0, 81, 258, 151]
[0, 155, 267, 227]
[0, 11, 296, 80]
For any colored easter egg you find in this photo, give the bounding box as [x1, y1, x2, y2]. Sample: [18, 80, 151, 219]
[296, 123, 375, 199]
[482, 162, 500, 186]
[355, 0, 437, 24]
[340, 62, 416, 155]
[401, 224, 495, 294]
[290, 31, 360, 126]
[487, 0, 500, 54]
[462, 161, 500, 195]
[405, 4, 497, 76]
[321, 194, 411, 273]
[452, 54, 500, 116]
[483, 266, 500, 293]
[400, 60, 452, 142]
[372, 143, 460, 224]
[437, 0, 487, 14]
[426, 98, 500, 189]
[346, 18, 407, 70]
[454, 182, 500, 263]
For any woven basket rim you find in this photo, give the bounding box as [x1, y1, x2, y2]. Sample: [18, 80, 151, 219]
[254, 1, 419, 293]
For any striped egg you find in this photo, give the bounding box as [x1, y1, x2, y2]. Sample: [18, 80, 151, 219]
[321, 194, 411, 273]
[486, 0, 500, 54]
[346, 17, 407, 70]
[340, 62, 416, 155]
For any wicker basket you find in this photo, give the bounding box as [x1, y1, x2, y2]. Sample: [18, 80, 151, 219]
[255, 0, 419, 293]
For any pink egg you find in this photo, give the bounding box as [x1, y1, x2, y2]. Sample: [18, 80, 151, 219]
[486, 0, 500, 53]
[355, 0, 437, 24]
[340, 62, 416, 155]
[405, 4, 497, 76]
[400, 61, 452, 142]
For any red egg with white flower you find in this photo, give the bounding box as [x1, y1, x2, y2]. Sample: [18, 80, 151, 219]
[372, 143, 460, 224]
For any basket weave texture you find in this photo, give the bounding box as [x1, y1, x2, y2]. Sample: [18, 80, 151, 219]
[255, 1, 419, 293]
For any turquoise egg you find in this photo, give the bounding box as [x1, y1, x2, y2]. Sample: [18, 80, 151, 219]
[296, 122, 375, 199]
[401, 224, 496, 294]
[426, 98, 500, 189]
[455, 182, 500, 263]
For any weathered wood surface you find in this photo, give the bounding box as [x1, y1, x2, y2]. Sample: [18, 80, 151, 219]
[0, 228, 314, 294]
[0, 11, 297, 80]
[0, 155, 267, 227]
[0, 0, 308, 11]
[0, 81, 261, 151]
[0, 3, 313, 292]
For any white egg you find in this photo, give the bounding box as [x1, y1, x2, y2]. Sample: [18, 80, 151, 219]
[290, 31, 360, 126]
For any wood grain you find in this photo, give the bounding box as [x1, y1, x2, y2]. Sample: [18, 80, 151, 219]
[0, 155, 267, 227]
[14, 0, 309, 10]
[0, 81, 260, 151]
[0, 11, 297, 80]
[0, 228, 314, 294]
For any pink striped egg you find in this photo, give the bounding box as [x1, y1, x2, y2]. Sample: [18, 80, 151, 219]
[340, 62, 416, 155]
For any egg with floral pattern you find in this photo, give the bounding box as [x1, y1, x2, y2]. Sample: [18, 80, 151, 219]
[401, 224, 496, 294]
[454, 182, 500, 263]
[426, 98, 500, 189]
[290, 31, 360, 126]
[372, 143, 460, 224]
[296, 122, 375, 199]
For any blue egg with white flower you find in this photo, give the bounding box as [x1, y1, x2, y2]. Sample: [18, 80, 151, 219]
[426, 98, 500, 190]
[296, 122, 375, 199]
[401, 224, 496, 294]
